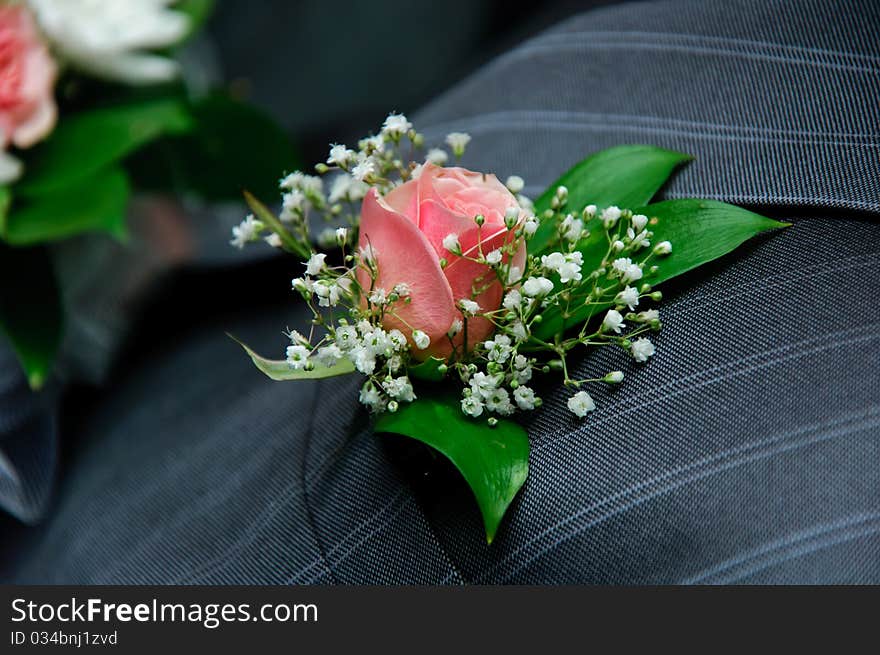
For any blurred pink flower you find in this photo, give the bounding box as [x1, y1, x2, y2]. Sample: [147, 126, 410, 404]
[0, 4, 57, 182]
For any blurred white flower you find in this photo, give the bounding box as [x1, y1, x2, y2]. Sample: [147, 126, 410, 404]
[26, 0, 190, 84]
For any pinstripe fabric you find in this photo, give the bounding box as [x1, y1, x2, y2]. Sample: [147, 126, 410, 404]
[2, 0, 879, 583]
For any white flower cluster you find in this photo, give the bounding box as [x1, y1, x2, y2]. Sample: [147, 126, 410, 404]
[232, 114, 671, 421]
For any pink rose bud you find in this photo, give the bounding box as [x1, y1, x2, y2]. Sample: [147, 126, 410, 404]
[357, 164, 527, 360]
[0, 5, 58, 181]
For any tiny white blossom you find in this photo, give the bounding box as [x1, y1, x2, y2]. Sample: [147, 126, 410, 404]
[654, 241, 672, 255]
[353, 347, 376, 375]
[392, 283, 411, 297]
[632, 214, 649, 231]
[612, 239, 625, 252]
[461, 394, 484, 418]
[584, 204, 598, 217]
[459, 299, 480, 316]
[305, 253, 327, 275]
[505, 175, 525, 194]
[327, 144, 355, 167]
[485, 249, 503, 265]
[485, 387, 514, 415]
[507, 266, 524, 284]
[442, 233, 461, 254]
[383, 376, 416, 402]
[336, 227, 349, 243]
[387, 329, 408, 351]
[522, 219, 539, 237]
[514, 386, 538, 410]
[426, 148, 448, 165]
[513, 355, 532, 384]
[264, 233, 282, 248]
[484, 334, 512, 363]
[230, 214, 260, 249]
[616, 286, 640, 310]
[567, 390, 596, 417]
[522, 276, 553, 297]
[602, 206, 622, 228]
[503, 289, 522, 310]
[603, 309, 625, 333]
[560, 214, 583, 242]
[335, 325, 358, 350]
[359, 382, 385, 412]
[445, 132, 471, 156]
[469, 372, 499, 399]
[291, 277, 313, 294]
[447, 319, 462, 338]
[316, 344, 344, 367]
[627, 228, 651, 250]
[605, 371, 625, 383]
[510, 321, 529, 342]
[382, 113, 412, 137]
[364, 328, 391, 356]
[369, 288, 387, 305]
[352, 155, 377, 181]
[286, 345, 310, 370]
[412, 330, 430, 350]
[637, 309, 660, 322]
[279, 171, 304, 190]
[631, 337, 656, 362]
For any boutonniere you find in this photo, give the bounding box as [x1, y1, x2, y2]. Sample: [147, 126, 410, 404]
[233, 113, 788, 542]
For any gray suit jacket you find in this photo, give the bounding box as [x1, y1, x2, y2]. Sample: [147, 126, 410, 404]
[2, 0, 878, 583]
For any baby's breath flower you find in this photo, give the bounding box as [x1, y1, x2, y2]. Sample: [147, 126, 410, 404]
[631, 337, 656, 362]
[286, 345, 310, 370]
[426, 148, 448, 165]
[616, 286, 640, 310]
[392, 282, 411, 297]
[602, 206, 622, 228]
[602, 309, 625, 333]
[637, 309, 660, 322]
[522, 218, 539, 238]
[485, 249, 503, 265]
[604, 371, 624, 383]
[584, 204, 597, 218]
[383, 376, 416, 402]
[505, 175, 525, 194]
[305, 253, 327, 275]
[522, 276, 553, 297]
[369, 288, 387, 305]
[510, 321, 529, 343]
[335, 227, 349, 243]
[387, 329, 408, 351]
[447, 319, 462, 338]
[459, 298, 480, 316]
[484, 334, 512, 363]
[412, 330, 430, 350]
[567, 391, 596, 417]
[381, 113, 412, 138]
[560, 214, 583, 242]
[469, 371, 498, 399]
[353, 347, 377, 375]
[654, 241, 672, 255]
[503, 289, 522, 311]
[316, 344, 344, 366]
[230, 214, 261, 249]
[514, 386, 538, 410]
[507, 266, 524, 284]
[352, 155, 377, 182]
[359, 382, 385, 412]
[442, 233, 461, 254]
[335, 325, 358, 350]
[632, 214, 649, 231]
[461, 394, 484, 418]
[327, 144, 355, 167]
[485, 387, 514, 415]
[445, 132, 471, 157]
[264, 233, 282, 248]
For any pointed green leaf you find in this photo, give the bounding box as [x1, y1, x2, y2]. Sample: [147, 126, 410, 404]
[243, 191, 310, 259]
[2, 168, 130, 245]
[16, 99, 192, 196]
[531, 145, 692, 252]
[533, 198, 789, 340]
[229, 334, 355, 380]
[409, 356, 448, 382]
[375, 394, 529, 543]
[0, 244, 62, 389]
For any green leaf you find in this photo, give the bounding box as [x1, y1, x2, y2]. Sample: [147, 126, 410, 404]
[176, 0, 216, 40]
[126, 93, 300, 202]
[533, 199, 789, 340]
[16, 99, 192, 196]
[0, 244, 63, 389]
[2, 168, 130, 245]
[375, 394, 529, 543]
[229, 334, 356, 380]
[409, 356, 448, 382]
[530, 145, 692, 253]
